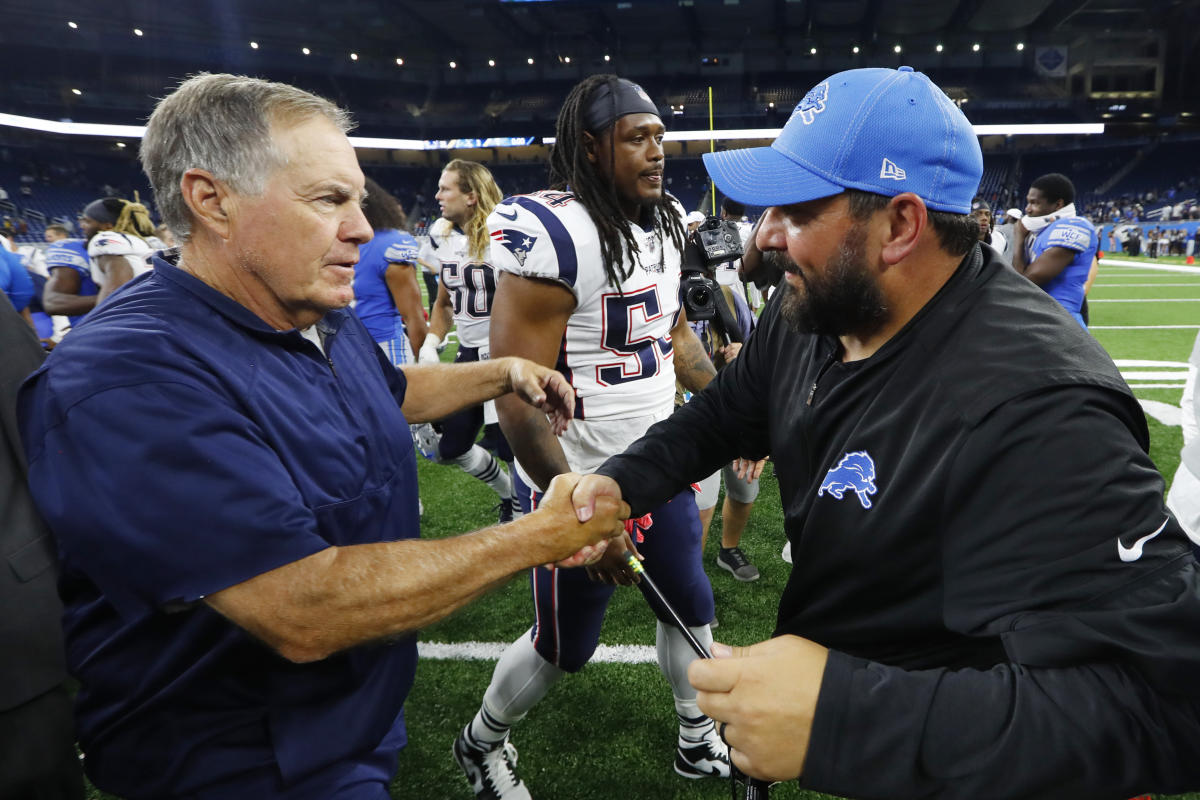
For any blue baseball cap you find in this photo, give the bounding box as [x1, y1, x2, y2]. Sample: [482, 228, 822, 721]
[703, 67, 982, 215]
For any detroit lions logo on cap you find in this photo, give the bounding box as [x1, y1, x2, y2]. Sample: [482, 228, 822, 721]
[818, 451, 878, 509]
[791, 82, 830, 125]
[491, 229, 537, 267]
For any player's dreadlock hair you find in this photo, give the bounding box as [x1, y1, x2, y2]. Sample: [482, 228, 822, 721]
[86, 195, 157, 239]
[548, 74, 686, 290]
[440, 159, 502, 262]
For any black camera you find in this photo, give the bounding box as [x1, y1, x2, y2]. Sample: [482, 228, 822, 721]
[681, 216, 743, 321]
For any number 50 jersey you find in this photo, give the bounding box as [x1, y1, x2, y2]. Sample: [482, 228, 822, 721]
[426, 219, 499, 349]
[488, 191, 684, 422]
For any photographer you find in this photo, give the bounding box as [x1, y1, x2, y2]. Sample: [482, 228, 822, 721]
[679, 215, 765, 582]
[574, 66, 1200, 798]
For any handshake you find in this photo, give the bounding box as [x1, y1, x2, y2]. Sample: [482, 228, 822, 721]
[525, 472, 629, 568]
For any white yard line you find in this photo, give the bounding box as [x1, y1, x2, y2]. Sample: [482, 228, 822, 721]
[1098, 259, 1200, 274]
[1093, 283, 1200, 288]
[1138, 399, 1183, 427]
[1088, 298, 1200, 302]
[1090, 325, 1200, 329]
[419, 640, 657, 663]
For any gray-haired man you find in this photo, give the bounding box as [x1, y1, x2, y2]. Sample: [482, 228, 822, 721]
[18, 73, 627, 799]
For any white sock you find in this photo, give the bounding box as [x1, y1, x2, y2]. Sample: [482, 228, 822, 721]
[454, 445, 512, 498]
[465, 630, 565, 750]
[655, 620, 713, 738]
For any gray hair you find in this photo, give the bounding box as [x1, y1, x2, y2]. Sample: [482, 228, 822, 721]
[140, 73, 355, 242]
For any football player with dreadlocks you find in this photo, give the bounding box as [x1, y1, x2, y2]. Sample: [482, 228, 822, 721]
[78, 196, 161, 303]
[453, 75, 729, 800]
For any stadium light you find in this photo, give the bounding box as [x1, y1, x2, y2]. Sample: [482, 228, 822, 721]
[604, 54, 611, 62]
[395, 57, 404, 66]
[488, 59, 496, 67]
[936, 43, 944, 53]
[810, 47, 817, 55]
[71, 88, 82, 96]
[894, 44, 902, 53]
[68, 21, 77, 29]
[972, 43, 981, 52]
[0, 112, 1105, 148]
[350, 52, 358, 61]
[852, 45, 860, 54]
[250, 41, 259, 49]
[1016, 42, 1025, 51]
[449, 61, 457, 69]
[133, 28, 144, 37]
[303, 47, 311, 55]
[527, 57, 534, 65]
[564, 56, 571, 63]
[116, 142, 126, 149]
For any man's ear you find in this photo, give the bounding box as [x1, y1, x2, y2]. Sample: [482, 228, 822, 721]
[879, 193, 926, 266]
[179, 168, 233, 240]
[583, 131, 598, 164]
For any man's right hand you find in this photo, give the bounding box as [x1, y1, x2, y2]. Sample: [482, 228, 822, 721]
[533, 472, 629, 567]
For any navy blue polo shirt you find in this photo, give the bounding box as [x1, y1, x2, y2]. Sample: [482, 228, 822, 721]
[18, 253, 420, 797]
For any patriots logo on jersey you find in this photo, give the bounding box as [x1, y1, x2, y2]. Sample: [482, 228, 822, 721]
[792, 82, 830, 125]
[491, 229, 537, 267]
[818, 451, 878, 509]
[95, 234, 122, 248]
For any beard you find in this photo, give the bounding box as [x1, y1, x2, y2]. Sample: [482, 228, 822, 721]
[775, 222, 889, 338]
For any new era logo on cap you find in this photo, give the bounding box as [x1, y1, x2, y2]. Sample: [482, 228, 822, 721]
[701, 66, 983, 214]
[880, 158, 907, 181]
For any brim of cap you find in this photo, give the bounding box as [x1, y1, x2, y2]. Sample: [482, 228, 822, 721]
[703, 147, 844, 207]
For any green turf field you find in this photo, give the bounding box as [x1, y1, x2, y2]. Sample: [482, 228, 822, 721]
[85, 255, 1200, 800]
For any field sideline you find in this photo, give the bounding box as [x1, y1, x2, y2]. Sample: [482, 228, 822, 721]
[86, 255, 1199, 800]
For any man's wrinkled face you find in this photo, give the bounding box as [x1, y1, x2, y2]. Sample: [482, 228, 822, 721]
[226, 116, 372, 328]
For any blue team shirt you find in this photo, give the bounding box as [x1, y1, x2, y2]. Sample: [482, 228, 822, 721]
[1027, 216, 1097, 327]
[353, 228, 419, 342]
[18, 253, 420, 797]
[43, 238, 97, 325]
[0, 247, 33, 312]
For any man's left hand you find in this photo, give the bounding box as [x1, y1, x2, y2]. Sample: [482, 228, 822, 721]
[506, 358, 576, 435]
[731, 457, 766, 483]
[688, 635, 829, 782]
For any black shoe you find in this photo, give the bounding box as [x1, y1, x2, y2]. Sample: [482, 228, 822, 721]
[716, 547, 760, 581]
[496, 498, 515, 524]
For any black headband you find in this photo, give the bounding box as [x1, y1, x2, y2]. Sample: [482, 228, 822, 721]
[82, 198, 120, 225]
[583, 78, 660, 133]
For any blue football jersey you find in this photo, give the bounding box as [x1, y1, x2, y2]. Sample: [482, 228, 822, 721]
[44, 239, 98, 325]
[1027, 216, 1097, 325]
[353, 228, 419, 343]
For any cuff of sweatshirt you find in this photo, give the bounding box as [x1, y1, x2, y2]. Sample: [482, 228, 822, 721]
[798, 649, 865, 792]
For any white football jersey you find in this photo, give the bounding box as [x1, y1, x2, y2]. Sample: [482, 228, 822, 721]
[489, 190, 684, 433]
[87, 232, 154, 286]
[427, 219, 497, 349]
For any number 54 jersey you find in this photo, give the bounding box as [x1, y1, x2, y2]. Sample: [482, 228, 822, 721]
[488, 191, 683, 424]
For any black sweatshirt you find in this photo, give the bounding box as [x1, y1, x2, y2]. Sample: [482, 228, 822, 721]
[597, 244, 1200, 799]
